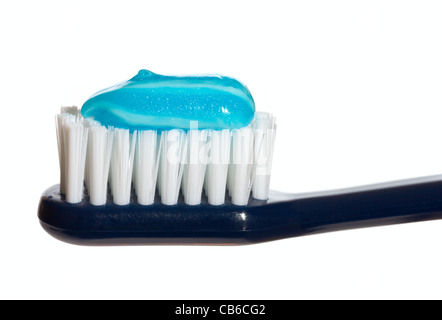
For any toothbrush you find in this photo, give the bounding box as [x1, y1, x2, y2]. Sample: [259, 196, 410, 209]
[38, 70, 442, 245]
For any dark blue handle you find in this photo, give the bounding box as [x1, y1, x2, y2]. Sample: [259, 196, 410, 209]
[38, 175, 442, 245]
[250, 175, 442, 242]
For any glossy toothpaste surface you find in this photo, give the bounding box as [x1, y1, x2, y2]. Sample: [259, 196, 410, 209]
[81, 69, 255, 131]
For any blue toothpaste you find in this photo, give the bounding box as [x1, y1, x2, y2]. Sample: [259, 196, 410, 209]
[81, 69, 255, 131]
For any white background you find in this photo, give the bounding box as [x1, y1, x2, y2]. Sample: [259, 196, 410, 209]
[1, 0, 442, 300]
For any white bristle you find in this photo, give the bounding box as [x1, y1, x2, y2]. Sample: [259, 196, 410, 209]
[252, 112, 277, 200]
[55, 109, 275, 206]
[182, 129, 209, 205]
[229, 125, 255, 206]
[227, 134, 234, 197]
[84, 120, 114, 206]
[133, 130, 160, 205]
[60, 106, 81, 117]
[158, 129, 187, 205]
[156, 132, 163, 196]
[55, 107, 88, 203]
[205, 129, 231, 205]
[109, 128, 137, 205]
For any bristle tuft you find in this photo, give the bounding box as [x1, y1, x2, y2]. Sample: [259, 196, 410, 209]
[55, 107, 88, 203]
[84, 119, 114, 205]
[229, 126, 255, 205]
[205, 129, 231, 205]
[158, 129, 187, 205]
[252, 112, 277, 200]
[133, 130, 160, 205]
[109, 128, 137, 205]
[182, 129, 209, 205]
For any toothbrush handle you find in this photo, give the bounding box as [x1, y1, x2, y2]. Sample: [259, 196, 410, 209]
[38, 176, 442, 245]
[250, 176, 442, 242]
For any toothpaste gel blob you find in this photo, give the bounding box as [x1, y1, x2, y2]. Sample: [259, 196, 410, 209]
[81, 69, 256, 131]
